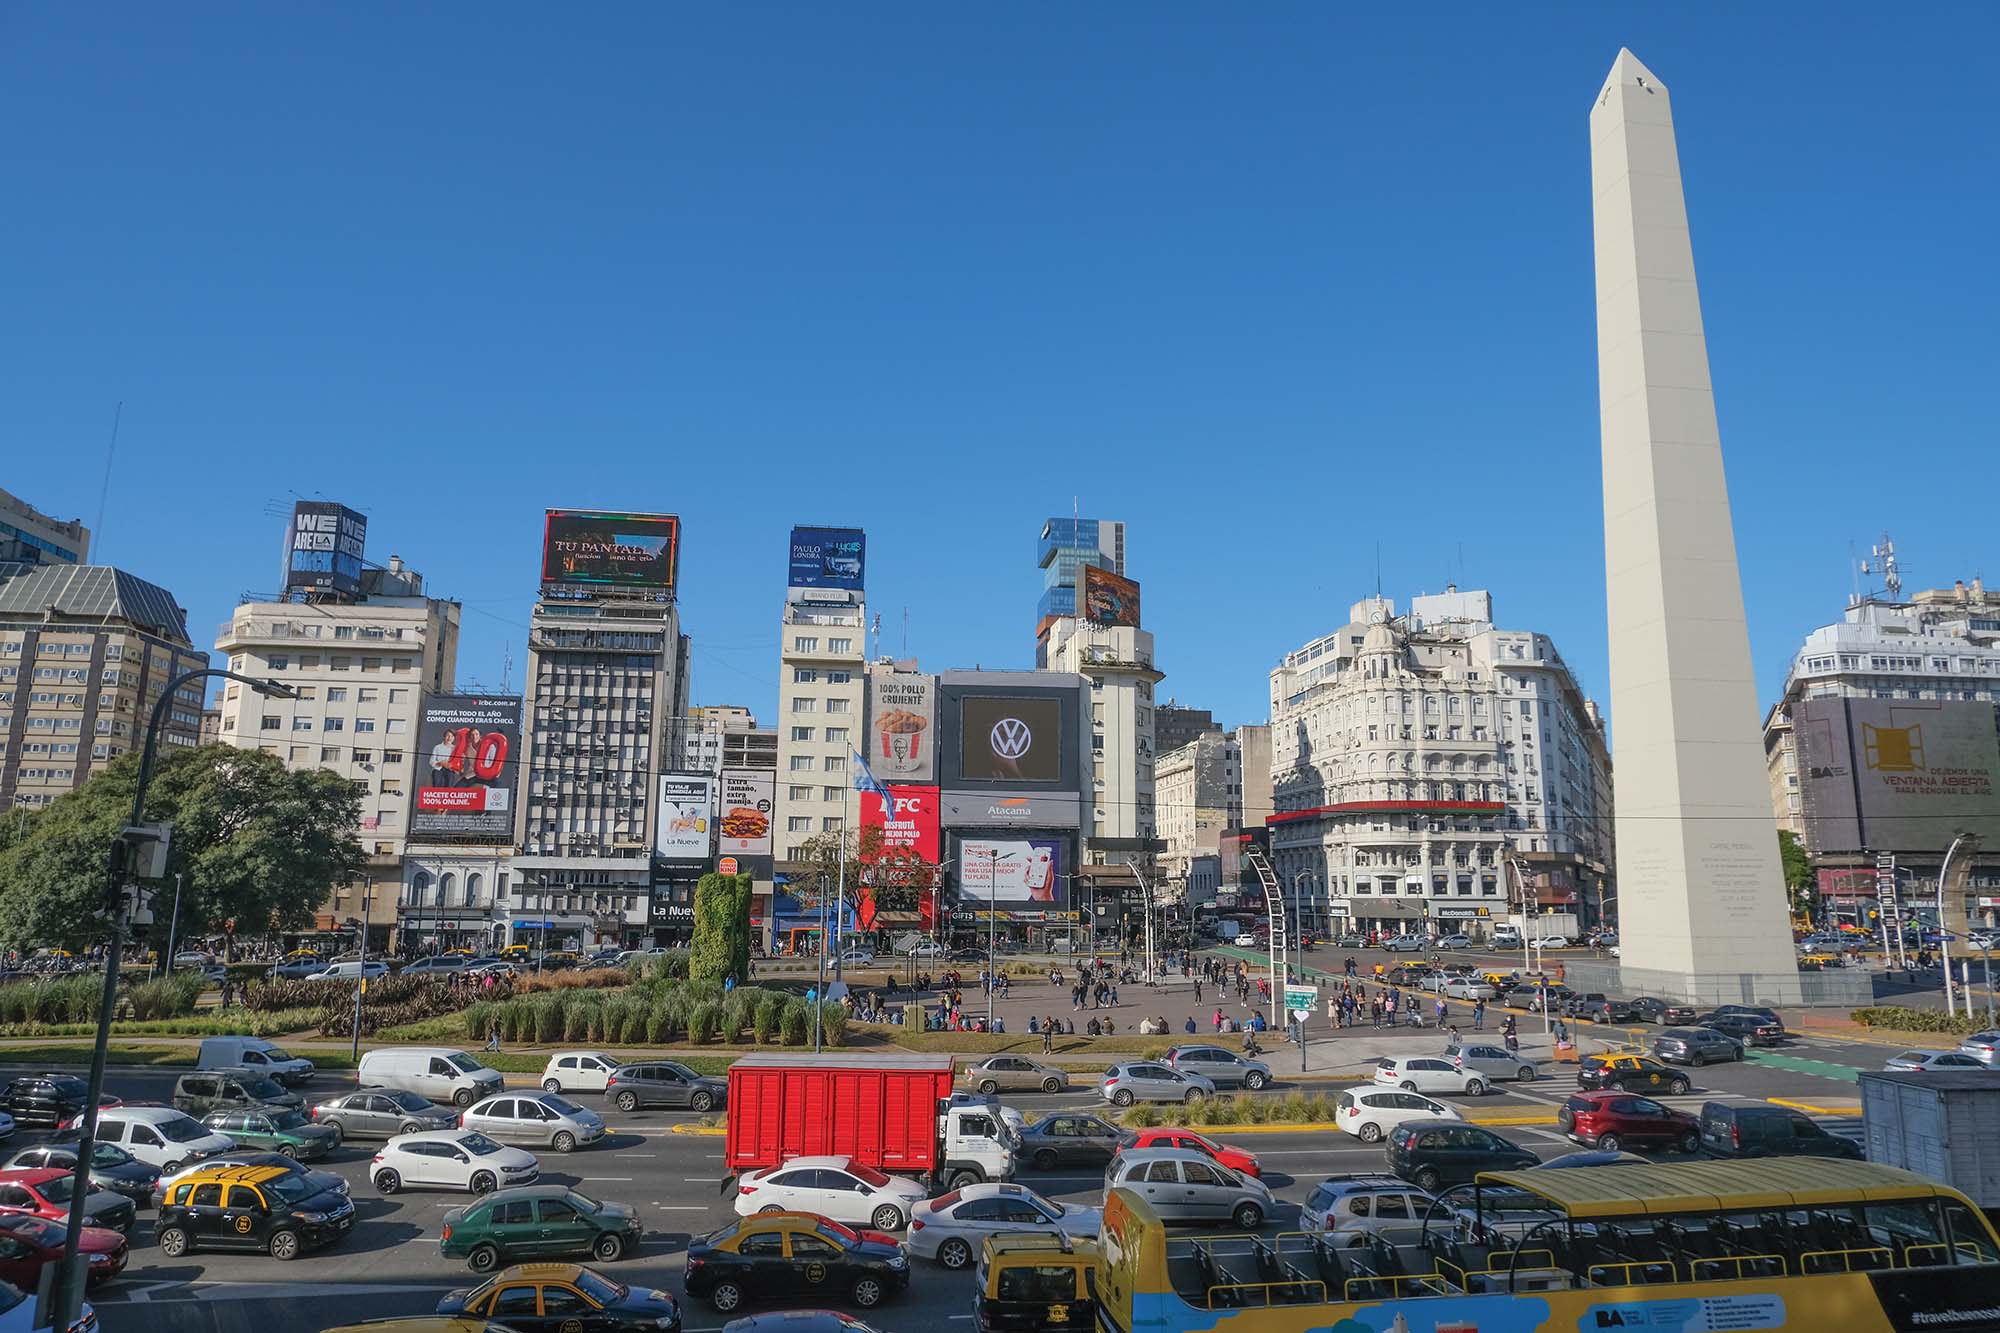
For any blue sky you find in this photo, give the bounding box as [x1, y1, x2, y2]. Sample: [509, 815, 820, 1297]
[6, 5, 1996, 733]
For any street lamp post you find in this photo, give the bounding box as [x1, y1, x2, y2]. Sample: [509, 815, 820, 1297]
[1938, 836, 1970, 1018]
[350, 884, 373, 1061]
[981, 848, 1015, 1026]
[55, 667, 294, 1333]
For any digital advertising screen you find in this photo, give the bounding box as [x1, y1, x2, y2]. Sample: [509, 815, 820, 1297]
[959, 695, 1064, 783]
[410, 695, 521, 841]
[542, 510, 680, 588]
[788, 526, 865, 591]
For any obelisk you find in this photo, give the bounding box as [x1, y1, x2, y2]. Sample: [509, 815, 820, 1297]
[1591, 50, 1801, 1005]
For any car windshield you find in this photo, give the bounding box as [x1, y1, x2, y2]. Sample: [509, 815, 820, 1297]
[388, 1092, 434, 1112]
[91, 1144, 132, 1167]
[259, 1046, 295, 1061]
[242, 1077, 287, 1100]
[847, 1163, 892, 1188]
[816, 1220, 858, 1245]
[565, 1192, 601, 1214]
[0, 1281, 23, 1316]
[540, 1095, 584, 1116]
[459, 1133, 504, 1156]
[270, 1110, 309, 1131]
[573, 1271, 625, 1305]
[447, 1055, 488, 1074]
[38, 1177, 76, 1204]
[159, 1117, 209, 1144]
[267, 1176, 318, 1204]
[662, 1063, 698, 1081]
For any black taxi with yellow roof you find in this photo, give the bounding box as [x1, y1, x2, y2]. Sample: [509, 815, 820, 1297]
[155, 1161, 353, 1261]
[437, 1262, 681, 1333]
[1576, 1051, 1692, 1094]
[683, 1211, 908, 1314]
[975, 1231, 1100, 1333]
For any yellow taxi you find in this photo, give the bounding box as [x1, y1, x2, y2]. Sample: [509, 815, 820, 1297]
[501, 944, 533, 960]
[436, 1262, 683, 1332]
[1576, 1052, 1692, 1095]
[975, 1232, 1101, 1333]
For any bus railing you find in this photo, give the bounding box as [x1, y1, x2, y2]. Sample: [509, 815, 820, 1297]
[1585, 1260, 1680, 1287]
[1436, 1249, 1561, 1288]
[1343, 1273, 1452, 1301]
[1201, 1280, 1328, 1308]
[1689, 1253, 1788, 1282]
[1800, 1246, 1894, 1275]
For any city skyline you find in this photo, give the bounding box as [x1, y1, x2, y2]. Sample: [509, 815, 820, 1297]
[7, 8, 1996, 733]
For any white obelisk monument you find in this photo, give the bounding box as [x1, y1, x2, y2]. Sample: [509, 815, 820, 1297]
[1591, 50, 1802, 1004]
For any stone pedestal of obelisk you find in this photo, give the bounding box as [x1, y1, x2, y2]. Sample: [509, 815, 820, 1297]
[1591, 50, 1804, 1006]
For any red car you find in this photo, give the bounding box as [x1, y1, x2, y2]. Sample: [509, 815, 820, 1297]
[1114, 1128, 1262, 1177]
[0, 1169, 136, 1234]
[0, 1214, 128, 1287]
[54, 1094, 126, 1133]
[1557, 1092, 1699, 1154]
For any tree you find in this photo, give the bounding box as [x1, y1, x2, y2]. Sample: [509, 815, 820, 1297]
[790, 825, 937, 913]
[1778, 830, 1815, 924]
[689, 871, 753, 984]
[0, 745, 365, 951]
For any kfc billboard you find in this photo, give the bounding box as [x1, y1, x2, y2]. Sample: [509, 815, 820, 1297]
[541, 510, 680, 589]
[410, 695, 521, 841]
[859, 784, 940, 863]
[1081, 565, 1141, 629]
[866, 670, 935, 783]
[282, 501, 367, 598]
[1797, 697, 2000, 852]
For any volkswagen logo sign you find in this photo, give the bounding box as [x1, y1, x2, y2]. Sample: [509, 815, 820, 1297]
[990, 717, 1032, 760]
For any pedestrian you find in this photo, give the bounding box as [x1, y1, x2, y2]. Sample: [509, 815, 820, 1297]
[1503, 1014, 1520, 1053]
[1193, 977, 1202, 1001]
[1184, 1015, 1197, 1034]
[1213, 1007, 1224, 1031]
[484, 1021, 502, 1052]
[1446, 1024, 1462, 1053]
[1435, 997, 1448, 1027]
[1473, 998, 1487, 1031]
[1110, 985, 1119, 1007]
[1042, 1020, 1054, 1054]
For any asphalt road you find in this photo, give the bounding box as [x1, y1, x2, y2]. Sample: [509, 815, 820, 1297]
[0, 1028, 1875, 1333]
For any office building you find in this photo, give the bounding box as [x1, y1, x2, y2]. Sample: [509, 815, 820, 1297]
[215, 553, 460, 945]
[0, 562, 203, 809]
[1035, 517, 1124, 664]
[1156, 729, 1233, 905]
[0, 488, 89, 568]
[682, 705, 776, 776]
[514, 510, 692, 952]
[776, 527, 868, 859]
[1043, 615, 1161, 847]
[1762, 555, 2000, 932]
[1267, 588, 1612, 941]
[1153, 701, 1218, 756]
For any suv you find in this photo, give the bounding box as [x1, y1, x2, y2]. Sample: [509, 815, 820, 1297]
[1697, 1013, 1785, 1046]
[1557, 1093, 1699, 1153]
[1631, 997, 1698, 1025]
[1386, 1123, 1538, 1193]
[1652, 1028, 1743, 1066]
[155, 1162, 355, 1261]
[1297, 1175, 1439, 1247]
[604, 1061, 727, 1113]
[0, 1076, 89, 1131]
[1569, 996, 1642, 1024]
[1696, 1102, 1863, 1160]
[1162, 1045, 1273, 1091]
[172, 1070, 303, 1119]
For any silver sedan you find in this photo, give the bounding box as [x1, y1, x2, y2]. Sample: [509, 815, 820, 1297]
[1100, 1062, 1216, 1107]
[310, 1087, 458, 1139]
[459, 1092, 606, 1152]
[904, 1182, 1102, 1269]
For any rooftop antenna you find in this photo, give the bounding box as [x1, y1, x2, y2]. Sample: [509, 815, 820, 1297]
[500, 647, 513, 695]
[94, 402, 122, 561]
[1848, 540, 1863, 608]
[1375, 542, 1383, 599]
[901, 606, 908, 658]
[870, 612, 881, 663]
[1860, 532, 1902, 602]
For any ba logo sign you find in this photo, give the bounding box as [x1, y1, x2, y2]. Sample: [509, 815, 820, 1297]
[1594, 1312, 1628, 1328]
[991, 717, 1032, 760]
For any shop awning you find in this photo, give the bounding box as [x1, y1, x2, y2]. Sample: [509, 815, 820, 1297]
[511, 920, 560, 929]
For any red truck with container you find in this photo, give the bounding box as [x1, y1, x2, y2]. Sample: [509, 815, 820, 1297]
[724, 1054, 1016, 1190]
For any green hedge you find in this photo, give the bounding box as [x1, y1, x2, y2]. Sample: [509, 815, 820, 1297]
[1122, 1091, 1340, 1128]
[460, 979, 842, 1048]
[0, 972, 207, 1026]
[1851, 1006, 1984, 1036]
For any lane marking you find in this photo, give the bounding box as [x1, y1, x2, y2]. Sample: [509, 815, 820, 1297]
[581, 1176, 634, 1181]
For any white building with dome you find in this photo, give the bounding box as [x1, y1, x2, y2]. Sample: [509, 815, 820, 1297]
[1266, 589, 1613, 940]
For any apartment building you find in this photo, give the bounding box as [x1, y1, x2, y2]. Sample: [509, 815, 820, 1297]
[1, 562, 204, 808]
[682, 705, 776, 776]
[0, 489, 89, 568]
[776, 603, 866, 855]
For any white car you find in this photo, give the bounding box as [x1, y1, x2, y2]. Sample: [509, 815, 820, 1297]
[1435, 934, 1474, 950]
[835, 949, 877, 967]
[1373, 1056, 1491, 1097]
[1532, 936, 1572, 950]
[541, 1051, 621, 1093]
[900, 941, 946, 959]
[1443, 977, 1499, 1001]
[905, 1182, 1101, 1269]
[732, 1154, 929, 1231]
[1334, 1086, 1463, 1144]
[93, 1107, 234, 1171]
[370, 1129, 540, 1195]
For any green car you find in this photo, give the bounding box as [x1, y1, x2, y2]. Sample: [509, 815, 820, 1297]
[439, 1186, 643, 1273]
[201, 1107, 341, 1160]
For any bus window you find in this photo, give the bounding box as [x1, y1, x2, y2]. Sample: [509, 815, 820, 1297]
[1941, 1200, 2000, 1264]
[1863, 1200, 1946, 1256]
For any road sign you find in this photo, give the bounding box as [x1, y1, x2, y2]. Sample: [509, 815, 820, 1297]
[1284, 984, 1317, 1011]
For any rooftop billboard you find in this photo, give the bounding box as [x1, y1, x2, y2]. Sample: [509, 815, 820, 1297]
[866, 670, 935, 783]
[542, 510, 680, 589]
[959, 695, 1064, 783]
[410, 695, 521, 842]
[1796, 697, 2000, 853]
[787, 526, 865, 592]
[1081, 565, 1141, 629]
[283, 501, 367, 598]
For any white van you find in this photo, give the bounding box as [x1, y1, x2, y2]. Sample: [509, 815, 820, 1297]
[309, 960, 389, 981]
[1490, 924, 1523, 947]
[357, 1046, 506, 1107]
[196, 1036, 316, 1086]
[94, 1106, 235, 1172]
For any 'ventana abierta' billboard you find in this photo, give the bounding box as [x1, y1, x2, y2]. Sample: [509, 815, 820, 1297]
[1081, 565, 1141, 629]
[541, 510, 680, 588]
[1796, 697, 2000, 852]
[283, 501, 368, 598]
[866, 670, 935, 783]
[788, 526, 865, 592]
[411, 695, 521, 841]
[657, 776, 717, 860]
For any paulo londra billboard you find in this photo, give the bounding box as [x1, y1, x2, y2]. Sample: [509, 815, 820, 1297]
[542, 510, 680, 589]
[411, 695, 521, 841]
[1081, 565, 1141, 629]
[788, 526, 865, 592]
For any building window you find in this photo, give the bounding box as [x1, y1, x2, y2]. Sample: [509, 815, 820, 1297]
[328, 688, 347, 701]
[791, 697, 815, 713]
[788, 785, 811, 801]
[826, 698, 850, 714]
[791, 726, 814, 741]
[790, 756, 813, 772]
[320, 746, 341, 762]
[260, 716, 281, 731]
[331, 656, 352, 671]
[787, 817, 812, 833]
[829, 638, 853, 654]
[324, 717, 345, 732]
[823, 755, 845, 773]
[355, 718, 376, 732]
[792, 668, 819, 684]
[793, 637, 818, 653]
[823, 816, 840, 831]
[827, 670, 852, 684]
[358, 688, 379, 702]
[292, 717, 314, 731]
[825, 727, 848, 745]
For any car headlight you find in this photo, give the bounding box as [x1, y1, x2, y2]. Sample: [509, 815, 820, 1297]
[888, 1254, 907, 1268]
[86, 1253, 112, 1265]
[652, 1318, 676, 1329]
[295, 1211, 327, 1223]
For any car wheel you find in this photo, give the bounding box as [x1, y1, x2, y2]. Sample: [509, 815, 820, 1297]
[1185, 1088, 1207, 1104]
[758, 1204, 784, 1214]
[466, 1243, 502, 1272]
[690, 1090, 714, 1113]
[1359, 1122, 1383, 1144]
[1414, 1167, 1442, 1193]
[1678, 1131, 1700, 1154]
[979, 1079, 1000, 1095]
[453, 1088, 476, 1108]
[938, 1237, 973, 1270]
[710, 1281, 744, 1312]
[1597, 1134, 1621, 1152]
[593, 1233, 625, 1262]
[470, 1171, 496, 1195]
[1244, 1071, 1269, 1091]
[1465, 1078, 1487, 1097]
[553, 1131, 577, 1153]
[543, 1078, 562, 1093]
[948, 1169, 982, 1190]
[616, 1091, 640, 1113]
[158, 1226, 191, 1258]
[164, 1159, 186, 1174]
[1669, 1078, 1690, 1095]
[1734, 1046, 1746, 1062]
[1400, 1080, 1419, 1092]
[1033, 1148, 1059, 1171]
[319, 1117, 346, 1137]
[852, 1277, 886, 1309]
[1042, 1077, 1063, 1094]
[278, 1142, 299, 1158]
[1689, 1052, 1706, 1067]
[1517, 1067, 1536, 1082]
[1231, 1201, 1264, 1230]
[1112, 1089, 1134, 1107]
[374, 1168, 402, 1194]
[870, 1203, 904, 1231]
[269, 1229, 301, 1261]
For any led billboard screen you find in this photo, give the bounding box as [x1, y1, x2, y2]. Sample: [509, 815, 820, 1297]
[788, 526, 865, 591]
[542, 510, 680, 588]
[1081, 565, 1141, 628]
[410, 695, 521, 841]
[959, 837, 1066, 908]
[959, 695, 1064, 783]
[1796, 697, 2000, 852]
[283, 501, 367, 597]
[657, 775, 716, 860]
